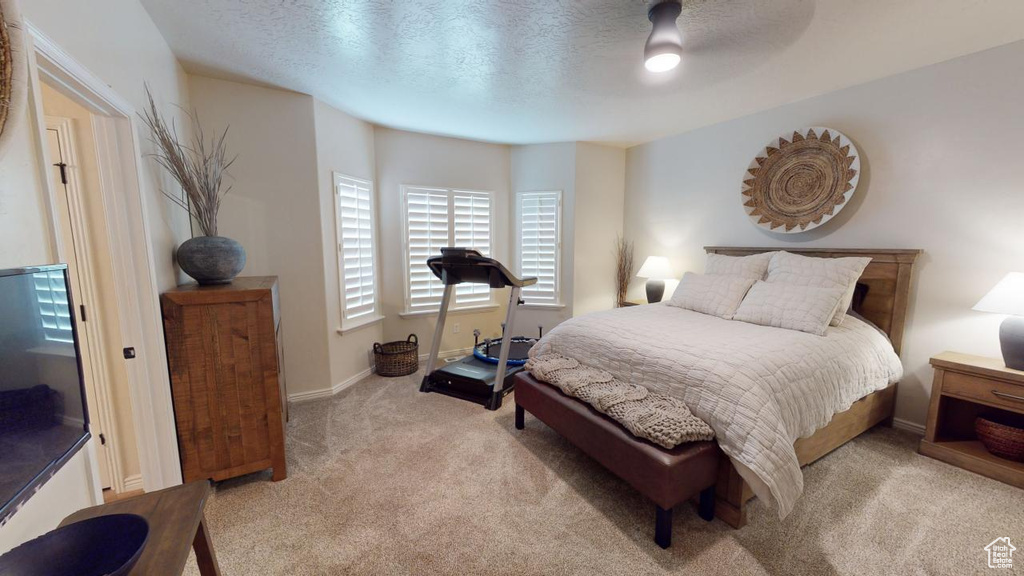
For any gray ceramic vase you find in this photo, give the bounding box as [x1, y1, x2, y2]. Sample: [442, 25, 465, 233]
[176, 236, 246, 285]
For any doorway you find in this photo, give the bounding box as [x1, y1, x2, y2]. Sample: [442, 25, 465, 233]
[27, 24, 184, 494]
[40, 85, 139, 496]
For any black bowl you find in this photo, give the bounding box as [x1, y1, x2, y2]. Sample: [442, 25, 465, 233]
[0, 513, 149, 576]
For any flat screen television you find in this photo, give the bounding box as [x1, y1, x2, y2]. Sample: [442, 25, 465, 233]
[0, 265, 90, 524]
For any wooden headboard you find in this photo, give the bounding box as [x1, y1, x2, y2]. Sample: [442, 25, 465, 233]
[704, 247, 921, 356]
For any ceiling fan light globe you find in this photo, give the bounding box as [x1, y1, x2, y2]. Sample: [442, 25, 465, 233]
[645, 52, 681, 73]
[643, 1, 683, 73]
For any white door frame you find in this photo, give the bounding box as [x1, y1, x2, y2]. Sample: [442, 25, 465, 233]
[45, 116, 125, 493]
[25, 21, 183, 492]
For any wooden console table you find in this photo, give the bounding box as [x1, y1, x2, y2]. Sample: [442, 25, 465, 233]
[59, 481, 221, 575]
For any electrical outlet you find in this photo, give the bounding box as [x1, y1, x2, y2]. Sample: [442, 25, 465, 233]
[453, 322, 460, 334]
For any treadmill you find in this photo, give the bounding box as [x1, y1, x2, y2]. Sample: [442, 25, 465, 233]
[419, 248, 537, 410]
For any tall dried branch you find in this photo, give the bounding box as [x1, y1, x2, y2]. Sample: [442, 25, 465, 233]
[140, 85, 235, 237]
[614, 236, 635, 307]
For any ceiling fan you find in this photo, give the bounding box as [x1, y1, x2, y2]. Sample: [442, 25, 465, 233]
[644, 0, 683, 72]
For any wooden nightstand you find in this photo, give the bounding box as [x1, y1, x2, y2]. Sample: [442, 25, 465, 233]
[920, 352, 1024, 489]
[620, 299, 649, 307]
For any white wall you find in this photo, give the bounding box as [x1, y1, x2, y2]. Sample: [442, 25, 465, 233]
[313, 100, 384, 391]
[187, 76, 334, 396]
[375, 127, 512, 353]
[572, 143, 626, 316]
[623, 40, 1024, 428]
[1, 0, 191, 551]
[24, 0, 193, 292]
[507, 142, 626, 335]
[509, 143, 577, 335]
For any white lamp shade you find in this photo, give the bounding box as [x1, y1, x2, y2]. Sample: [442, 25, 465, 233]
[637, 256, 674, 280]
[973, 272, 1024, 316]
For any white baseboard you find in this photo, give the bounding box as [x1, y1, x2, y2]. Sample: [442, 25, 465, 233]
[122, 474, 144, 492]
[419, 347, 474, 363]
[286, 347, 477, 404]
[288, 367, 375, 404]
[892, 417, 926, 436]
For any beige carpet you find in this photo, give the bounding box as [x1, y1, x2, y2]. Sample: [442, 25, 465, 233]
[185, 368, 1024, 575]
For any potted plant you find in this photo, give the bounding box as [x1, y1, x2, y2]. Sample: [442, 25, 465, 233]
[142, 88, 244, 285]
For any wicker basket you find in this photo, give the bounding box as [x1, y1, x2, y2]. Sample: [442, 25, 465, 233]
[374, 334, 419, 377]
[975, 415, 1024, 462]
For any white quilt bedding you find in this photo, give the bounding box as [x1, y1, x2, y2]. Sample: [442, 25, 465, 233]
[530, 302, 903, 518]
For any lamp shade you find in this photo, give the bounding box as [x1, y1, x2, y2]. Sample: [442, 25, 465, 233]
[637, 256, 674, 280]
[973, 272, 1024, 316]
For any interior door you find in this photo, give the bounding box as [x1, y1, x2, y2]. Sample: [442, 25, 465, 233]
[46, 127, 113, 490]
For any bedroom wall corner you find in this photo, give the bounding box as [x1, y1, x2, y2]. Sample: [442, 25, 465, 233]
[509, 142, 577, 336]
[187, 76, 333, 396]
[621, 40, 1024, 428]
[312, 99, 384, 395]
[374, 127, 512, 356]
[572, 143, 626, 316]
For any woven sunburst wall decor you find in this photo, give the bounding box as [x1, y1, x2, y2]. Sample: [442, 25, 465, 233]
[0, 0, 26, 161]
[742, 127, 860, 233]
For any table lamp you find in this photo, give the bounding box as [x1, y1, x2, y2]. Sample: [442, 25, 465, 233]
[636, 256, 674, 303]
[973, 272, 1024, 370]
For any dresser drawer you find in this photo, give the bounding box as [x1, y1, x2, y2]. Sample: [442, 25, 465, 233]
[943, 371, 1024, 413]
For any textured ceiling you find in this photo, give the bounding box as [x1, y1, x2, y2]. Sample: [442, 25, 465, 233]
[140, 0, 1024, 146]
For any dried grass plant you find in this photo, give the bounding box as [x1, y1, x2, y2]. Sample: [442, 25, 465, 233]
[141, 86, 235, 237]
[614, 236, 635, 307]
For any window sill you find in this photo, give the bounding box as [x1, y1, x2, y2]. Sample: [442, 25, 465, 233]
[398, 304, 499, 319]
[518, 303, 565, 311]
[337, 314, 385, 335]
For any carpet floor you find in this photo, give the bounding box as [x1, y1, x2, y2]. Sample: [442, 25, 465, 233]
[185, 369, 1024, 575]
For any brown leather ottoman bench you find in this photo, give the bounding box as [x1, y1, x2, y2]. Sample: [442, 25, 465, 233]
[514, 372, 720, 549]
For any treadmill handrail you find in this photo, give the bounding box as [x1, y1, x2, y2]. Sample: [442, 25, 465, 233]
[426, 248, 538, 288]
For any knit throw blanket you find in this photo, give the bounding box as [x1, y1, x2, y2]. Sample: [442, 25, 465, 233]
[524, 353, 715, 449]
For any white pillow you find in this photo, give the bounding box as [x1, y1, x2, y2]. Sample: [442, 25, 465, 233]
[667, 272, 756, 319]
[765, 251, 871, 327]
[732, 282, 846, 336]
[705, 252, 775, 281]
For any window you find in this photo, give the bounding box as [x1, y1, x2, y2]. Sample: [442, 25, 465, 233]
[516, 191, 562, 305]
[335, 173, 381, 330]
[403, 186, 493, 313]
[34, 270, 74, 343]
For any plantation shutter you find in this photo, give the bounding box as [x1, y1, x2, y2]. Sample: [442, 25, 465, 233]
[336, 176, 377, 322]
[452, 191, 492, 305]
[518, 191, 561, 304]
[406, 187, 450, 311]
[33, 270, 74, 343]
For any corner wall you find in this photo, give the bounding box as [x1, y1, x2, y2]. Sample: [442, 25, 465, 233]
[374, 127, 512, 354]
[509, 143, 577, 335]
[623, 40, 1024, 428]
[572, 143, 626, 316]
[313, 100, 384, 395]
[187, 76, 334, 397]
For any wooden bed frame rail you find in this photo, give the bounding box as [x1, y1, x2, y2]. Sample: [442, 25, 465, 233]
[703, 247, 921, 527]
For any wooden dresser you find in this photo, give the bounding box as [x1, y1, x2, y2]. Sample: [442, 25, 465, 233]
[920, 352, 1024, 489]
[161, 277, 287, 483]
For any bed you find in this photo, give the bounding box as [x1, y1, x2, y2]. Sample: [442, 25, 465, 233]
[527, 247, 920, 527]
